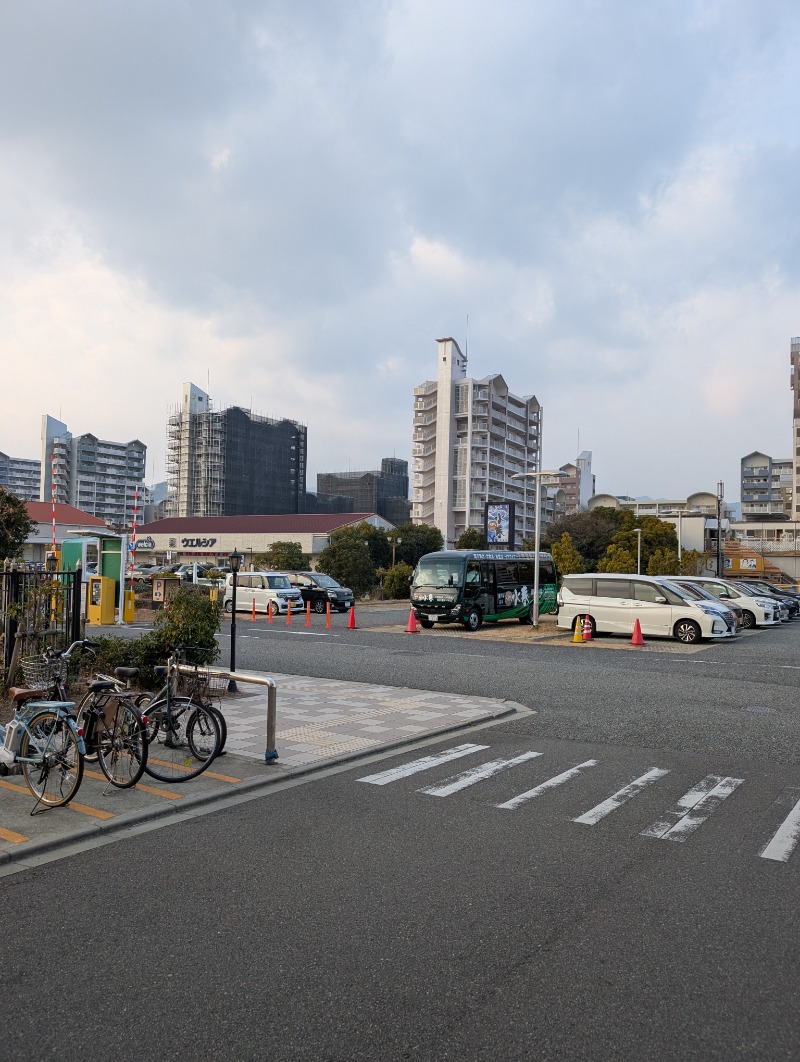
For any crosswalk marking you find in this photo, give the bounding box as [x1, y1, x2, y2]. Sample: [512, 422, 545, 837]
[419, 752, 542, 797]
[760, 792, 800, 863]
[357, 743, 490, 786]
[573, 768, 671, 826]
[496, 759, 599, 810]
[640, 775, 743, 841]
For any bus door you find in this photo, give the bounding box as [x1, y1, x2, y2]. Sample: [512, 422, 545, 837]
[481, 561, 496, 612]
[464, 559, 483, 611]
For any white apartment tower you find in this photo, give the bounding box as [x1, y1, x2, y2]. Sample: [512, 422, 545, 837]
[412, 338, 542, 547]
[792, 337, 800, 517]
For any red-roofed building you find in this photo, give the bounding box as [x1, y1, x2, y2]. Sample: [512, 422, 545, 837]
[134, 512, 395, 565]
[21, 502, 106, 567]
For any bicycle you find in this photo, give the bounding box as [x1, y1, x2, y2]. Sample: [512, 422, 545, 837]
[172, 645, 229, 757]
[19, 641, 148, 791]
[1, 687, 85, 809]
[137, 647, 222, 783]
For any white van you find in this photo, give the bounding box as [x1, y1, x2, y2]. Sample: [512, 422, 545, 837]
[223, 572, 303, 615]
[557, 573, 737, 643]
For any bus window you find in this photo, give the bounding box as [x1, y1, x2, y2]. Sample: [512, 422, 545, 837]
[466, 561, 481, 585]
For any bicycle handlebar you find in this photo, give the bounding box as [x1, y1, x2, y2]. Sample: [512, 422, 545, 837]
[45, 640, 99, 660]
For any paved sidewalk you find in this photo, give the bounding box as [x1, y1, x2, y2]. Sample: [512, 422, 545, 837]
[0, 670, 522, 869]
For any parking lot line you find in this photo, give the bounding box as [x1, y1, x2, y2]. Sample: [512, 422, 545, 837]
[146, 758, 241, 784]
[82, 768, 184, 800]
[0, 778, 114, 819]
[0, 826, 29, 844]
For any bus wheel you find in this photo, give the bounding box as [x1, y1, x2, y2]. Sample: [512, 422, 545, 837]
[519, 602, 535, 624]
[463, 607, 482, 632]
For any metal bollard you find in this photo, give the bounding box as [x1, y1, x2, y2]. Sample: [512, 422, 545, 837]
[264, 678, 278, 764]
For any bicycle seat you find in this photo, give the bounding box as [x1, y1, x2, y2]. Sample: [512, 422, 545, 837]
[114, 667, 140, 681]
[154, 666, 168, 678]
[8, 687, 47, 705]
[88, 680, 118, 693]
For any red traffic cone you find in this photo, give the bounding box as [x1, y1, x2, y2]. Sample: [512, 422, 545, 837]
[405, 608, 419, 633]
[286, 600, 292, 626]
[251, 597, 256, 622]
[325, 601, 331, 629]
[347, 605, 357, 629]
[267, 600, 273, 624]
[631, 618, 645, 646]
[582, 614, 593, 641]
[305, 601, 311, 627]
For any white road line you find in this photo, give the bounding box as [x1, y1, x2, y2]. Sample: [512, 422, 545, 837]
[640, 775, 744, 842]
[357, 744, 490, 785]
[496, 759, 598, 810]
[419, 751, 542, 797]
[573, 768, 671, 825]
[760, 793, 800, 862]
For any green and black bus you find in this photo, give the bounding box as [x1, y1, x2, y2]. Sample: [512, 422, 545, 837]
[410, 550, 558, 632]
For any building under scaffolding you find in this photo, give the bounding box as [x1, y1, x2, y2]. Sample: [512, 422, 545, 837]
[317, 458, 410, 526]
[166, 383, 307, 517]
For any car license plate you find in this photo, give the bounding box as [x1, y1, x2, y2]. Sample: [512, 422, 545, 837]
[426, 614, 437, 621]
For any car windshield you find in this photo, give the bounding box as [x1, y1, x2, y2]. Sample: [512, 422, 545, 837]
[313, 575, 342, 589]
[267, 575, 291, 589]
[673, 582, 707, 600]
[731, 582, 758, 597]
[658, 581, 702, 606]
[413, 559, 464, 588]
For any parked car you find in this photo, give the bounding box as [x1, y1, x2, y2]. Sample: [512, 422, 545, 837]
[668, 578, 745, 630]
[223, 572, 303, 615]
[731, 580, 798, 620]
[286, 572, 355, 613]
[678, 577, 781, 629]
[556, 573, 736, 643]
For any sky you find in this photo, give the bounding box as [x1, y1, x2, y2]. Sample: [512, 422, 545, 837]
[2, 0, 800, 504]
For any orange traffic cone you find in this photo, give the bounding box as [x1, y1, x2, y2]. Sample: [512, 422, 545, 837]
[631, 618, 645, 646]
[405, 608, 419, 633]
[286, 600, 292, 626]
[582, 615, 593, 641]
[347, 605, 357, 629]
[305, 601, 311, 627]
[573, 616, 583, 643]
[267, 600, 273, 624]
[251, 597, 256, 622]
[325, 601, 331, 629]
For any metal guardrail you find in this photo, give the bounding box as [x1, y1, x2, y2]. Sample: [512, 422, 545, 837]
[177, 665, 278, 764]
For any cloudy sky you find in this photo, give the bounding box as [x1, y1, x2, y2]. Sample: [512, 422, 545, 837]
[2, 0, 799, 504]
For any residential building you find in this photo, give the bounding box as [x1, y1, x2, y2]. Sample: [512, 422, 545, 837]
[317, 458, 411, 526]
[412, 337, 542, 547]
[556, 451, 595, 514]
[790, 336, 800, 516]
[40, 415, 146, 529]
[165, 383, 307, 518]
[0, 451, 41, 501]
[135, 512, 393, 567]
[740, 451, 791, 520]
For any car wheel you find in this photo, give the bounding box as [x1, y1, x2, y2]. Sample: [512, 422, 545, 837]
[572, 614, 596, 637]
[674, 619, 701, 644]
[419, 618, 434, 629]
[463, 607, 482, 632]
[313, 599, 326, 614]
[741, 610, 756, 630]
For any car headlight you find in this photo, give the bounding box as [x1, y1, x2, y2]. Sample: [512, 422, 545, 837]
[697, 604, 719, 616]
[755, 598, 774, 608]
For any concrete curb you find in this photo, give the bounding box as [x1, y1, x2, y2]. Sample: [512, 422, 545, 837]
[1, 701, 525, 867]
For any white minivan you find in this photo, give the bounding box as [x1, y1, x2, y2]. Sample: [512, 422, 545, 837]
[557, 573, 737, 643]
[223, 572, 303, 615]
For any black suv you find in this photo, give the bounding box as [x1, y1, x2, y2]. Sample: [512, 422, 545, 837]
[287, 572, 354, 613]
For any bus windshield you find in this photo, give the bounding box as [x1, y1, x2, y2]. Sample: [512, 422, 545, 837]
[414, 558, 465, 589]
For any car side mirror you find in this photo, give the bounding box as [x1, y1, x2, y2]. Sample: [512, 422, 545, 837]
[655, 596, 667, 603]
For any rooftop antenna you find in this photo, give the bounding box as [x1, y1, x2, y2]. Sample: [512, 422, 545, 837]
[577, 428, 580, 461]
[465, 314, 469, 362]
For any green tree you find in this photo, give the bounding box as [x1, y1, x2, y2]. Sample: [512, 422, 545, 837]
[392, 522, 445, 568]
[0, 487, 34, 561]
[383, 561, 413, 599]
[541, 507, 627, 569]
[550, 532, 584, 576]
[647, 548, 680, 576]
[679, 548, 706, 576]
[317, 536, 375, 597]
[597, 544, 637, 573]
[455, 527, 486, 549]
[252, 541, 309, 571]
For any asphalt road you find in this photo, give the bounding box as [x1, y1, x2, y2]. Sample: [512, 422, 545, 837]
[3, 611, 799, 1060]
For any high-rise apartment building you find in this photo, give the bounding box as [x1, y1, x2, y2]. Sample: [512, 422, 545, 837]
[317, 458, 410, 526]
[40, 415, 146, 528]
[166, 383, 307, 517]
[556, 451, 595, 514]
[791, 337, 800, 517]
[0, 451, 41, 501]
[740, 451, 791, 520]
[412, 338, 542, 546]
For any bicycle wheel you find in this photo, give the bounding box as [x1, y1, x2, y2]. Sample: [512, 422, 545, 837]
[207, 705, 227, 755]
[97, 701, 148, 789]
[186, 704, 224, 762]
[143, 698, 220, 782]
[20, 711, 84, 808]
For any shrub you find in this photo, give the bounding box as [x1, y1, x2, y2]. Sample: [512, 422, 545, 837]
[384, 562, 413, 599]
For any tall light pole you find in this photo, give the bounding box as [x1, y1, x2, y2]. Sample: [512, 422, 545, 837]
[716, 481, 724, 577]
[512, 469, 566, 627]
[228, 548, 242, 693]
[387, 535, 402, 567]
[634, 528, 642, 574]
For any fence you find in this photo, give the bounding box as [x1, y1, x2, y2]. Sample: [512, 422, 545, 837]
[1, 567, 82, 684]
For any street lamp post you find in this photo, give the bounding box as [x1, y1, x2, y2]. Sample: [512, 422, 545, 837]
[228, 548, 243, 693]
[388, 535, 403, 567]
[512, 469, 567, 628]
[716, 481, 725, 577]
[634, 529, 642, 574]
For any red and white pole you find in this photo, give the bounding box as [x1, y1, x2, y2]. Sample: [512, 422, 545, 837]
[51, 452, 57, 565]
[129, 487, 139, 590]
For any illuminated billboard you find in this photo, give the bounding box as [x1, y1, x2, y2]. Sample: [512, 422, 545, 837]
[484, 501, 515, 549]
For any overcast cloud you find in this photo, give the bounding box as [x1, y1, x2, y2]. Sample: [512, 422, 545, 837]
[2, 0, 799, 503]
